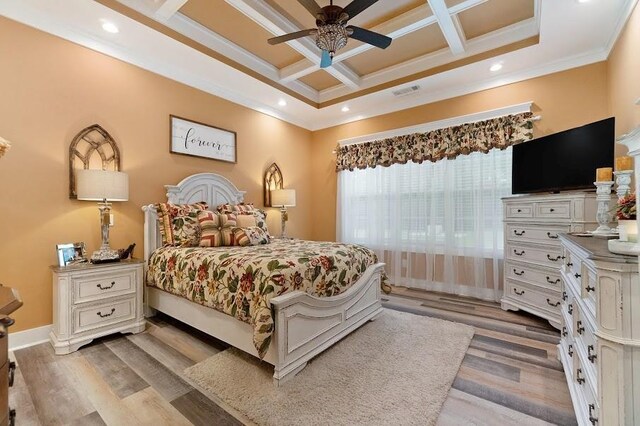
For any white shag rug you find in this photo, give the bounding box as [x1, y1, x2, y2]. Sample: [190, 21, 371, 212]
[184, 309, 474, 426]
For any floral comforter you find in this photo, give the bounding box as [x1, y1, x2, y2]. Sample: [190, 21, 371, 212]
[146, 239, 382, 357]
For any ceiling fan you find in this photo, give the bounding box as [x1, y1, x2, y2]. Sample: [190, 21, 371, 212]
[267, 0, 393, 69]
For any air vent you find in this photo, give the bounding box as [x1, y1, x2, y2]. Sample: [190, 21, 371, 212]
[392, 85, 420, 97]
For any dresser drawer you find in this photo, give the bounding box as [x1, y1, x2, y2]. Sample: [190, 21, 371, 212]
[505, 203, 533, 219]
[73, 298, 135, 334]
[506, 243, 565, 269]
[506, 261, 562, 291]
[574, 355, 599, 425]
[506, 224, 569, 245]
[506, 281, 562, 315]
[73, 270, 136, 304]
[574, 308, 598, 389]
[535, 201, 572, 219]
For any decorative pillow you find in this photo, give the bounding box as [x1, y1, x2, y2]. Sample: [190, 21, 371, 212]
[197, 211, 222, 247]
[217, 203, 269, 235]
[219, 213, 238, 246]
[156, 202, 208, 247]
[236, 214, 257, 228]
[232, 226, 271, 246]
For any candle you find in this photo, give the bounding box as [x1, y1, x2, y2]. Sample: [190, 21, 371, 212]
[615, 156, 633, 171]
[596, 167, 613, 182]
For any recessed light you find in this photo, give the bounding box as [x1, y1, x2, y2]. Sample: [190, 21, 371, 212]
[101, 21, 119, 34]
[341, 106, 350, 112]
[490, 63, 503, 72]
[278, 99, 287, 107]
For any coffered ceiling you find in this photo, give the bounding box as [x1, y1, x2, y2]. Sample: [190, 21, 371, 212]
[0, 0, 636, 130]
[112, 0, 541, 105]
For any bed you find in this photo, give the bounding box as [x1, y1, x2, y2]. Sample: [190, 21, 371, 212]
[142, 173, 385, 385]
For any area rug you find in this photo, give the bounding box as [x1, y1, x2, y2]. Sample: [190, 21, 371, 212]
[184, 309, 474, 426]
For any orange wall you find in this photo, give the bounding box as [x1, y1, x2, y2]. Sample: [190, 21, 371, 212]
[0, 18, 313, 332]
[608, 3, 640, 138]
[310, 63, 611, 241]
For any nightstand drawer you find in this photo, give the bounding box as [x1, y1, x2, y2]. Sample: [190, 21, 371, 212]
[73, 298, 135, 334]
[73, 270, 136, 304]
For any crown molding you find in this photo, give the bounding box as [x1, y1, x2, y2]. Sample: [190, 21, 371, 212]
[605, 0, 639, 56]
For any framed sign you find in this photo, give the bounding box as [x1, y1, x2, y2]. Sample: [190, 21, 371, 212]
[170, 115, 237, 163]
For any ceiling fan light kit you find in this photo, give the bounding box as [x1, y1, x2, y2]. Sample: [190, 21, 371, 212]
[268, 0, 392, 69]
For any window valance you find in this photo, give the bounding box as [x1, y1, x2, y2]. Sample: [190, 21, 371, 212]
[335, 112, 534, 172]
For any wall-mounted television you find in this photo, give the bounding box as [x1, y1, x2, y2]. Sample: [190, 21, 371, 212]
[512, 117, 615, 194]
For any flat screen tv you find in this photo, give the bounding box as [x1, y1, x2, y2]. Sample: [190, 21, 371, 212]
[512, 117, 615, 194]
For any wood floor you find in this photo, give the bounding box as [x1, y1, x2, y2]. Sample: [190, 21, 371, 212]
[10, 287, 576, 426]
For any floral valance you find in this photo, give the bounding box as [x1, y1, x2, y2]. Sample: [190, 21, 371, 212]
[335, 112, 534, 172]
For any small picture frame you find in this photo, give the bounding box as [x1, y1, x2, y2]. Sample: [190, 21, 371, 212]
[56, 242, 88, 267]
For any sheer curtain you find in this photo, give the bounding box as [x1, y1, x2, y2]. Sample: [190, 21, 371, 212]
[338, 147, 512, 301]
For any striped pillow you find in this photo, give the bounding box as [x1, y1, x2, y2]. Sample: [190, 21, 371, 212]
[219, 213, 238, 246]
[217, 203, 269, 236]
[197, 211, 222, 247]
[232, 226, 271, 246]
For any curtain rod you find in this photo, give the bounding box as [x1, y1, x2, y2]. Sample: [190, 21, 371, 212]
[331, 114, 543, 154]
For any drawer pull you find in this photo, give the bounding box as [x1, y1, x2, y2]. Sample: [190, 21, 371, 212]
[588, 345, 597, 363]
[577, 321, 585, 335]
[562, 291, 568, 301]
[513, 230, 525, 236]
[8, 361, 15, 387]
[566, 262, 573, 267]
[574, 273, 581, 279]
[586, 285, 595, 293]
[513, 249, 525, 256]
[9, 409, 15, 426]
[547, 232, 559, 239]
[517, 209, 522, 213]
[588, 404, 598, 425]
[562, 327, 567, 337]
[547, 276, 560, 285]
[513, 269, 525, 276]
[513, 288, 525, 296]
[576, 368, 585, 384]
[568, 304, 573, 315]
[549, 208, 555, 212]
[546, 298, 560, 307]
[568, 344, 573, 357]
[547, 254, 562, 262]
[97, 281, 116, 290]
[96, 308, 116, 318]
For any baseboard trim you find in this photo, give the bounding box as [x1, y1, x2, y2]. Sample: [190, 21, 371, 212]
[9, 324, 52, 351]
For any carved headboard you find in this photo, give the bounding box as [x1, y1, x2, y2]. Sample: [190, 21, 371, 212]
[142, 173, 246, 262]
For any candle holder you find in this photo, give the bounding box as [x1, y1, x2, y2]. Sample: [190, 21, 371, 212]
[593, 181, 615, 235]
[614, 170, 633, 198]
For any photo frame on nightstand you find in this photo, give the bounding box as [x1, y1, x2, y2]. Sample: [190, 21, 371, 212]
[56, 242, 88, 267]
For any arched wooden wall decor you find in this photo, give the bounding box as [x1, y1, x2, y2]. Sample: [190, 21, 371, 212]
[69, 124, 121, 198]
[263, 162, 284, 207]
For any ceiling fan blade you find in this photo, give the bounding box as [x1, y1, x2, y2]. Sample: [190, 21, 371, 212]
[297, 0, 325, 19]
[343, 0, 379, 20]
[348, 26, 392, 49]
[268, 29, 316, 45]
[320, 50, 333, 68]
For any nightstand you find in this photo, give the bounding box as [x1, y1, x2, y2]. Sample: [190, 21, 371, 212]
[50, 259, 146, 355]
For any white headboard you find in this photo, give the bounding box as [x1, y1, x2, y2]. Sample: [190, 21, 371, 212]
[142, 173, 246, 262]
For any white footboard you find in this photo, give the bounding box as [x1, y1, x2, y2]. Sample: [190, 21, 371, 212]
[270, 262, 385, 385]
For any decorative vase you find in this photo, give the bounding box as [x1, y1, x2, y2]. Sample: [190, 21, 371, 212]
[618, 219, 638, 242]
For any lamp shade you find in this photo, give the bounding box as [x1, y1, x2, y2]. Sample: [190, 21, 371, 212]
[76, 169, 129, 201]
[271, 189, 296, 207]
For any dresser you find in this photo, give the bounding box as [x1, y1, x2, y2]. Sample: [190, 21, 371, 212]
[559, 234, 640, 425]
[0, 285, 22, 426]
[50, 260, 146, 355]
[501, 193, 598, 328]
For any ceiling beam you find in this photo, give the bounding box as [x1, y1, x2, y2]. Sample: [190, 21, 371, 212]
[428, 0, 465, 55]
[279, 4, 438, 83]
[225, 0, 361, 89]
[448, 0, 489, 15]
[154, 0, 189, 21]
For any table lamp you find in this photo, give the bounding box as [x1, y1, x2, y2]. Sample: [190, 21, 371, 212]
[271, 188, 296, 238]
[76, 169, 129, 263]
